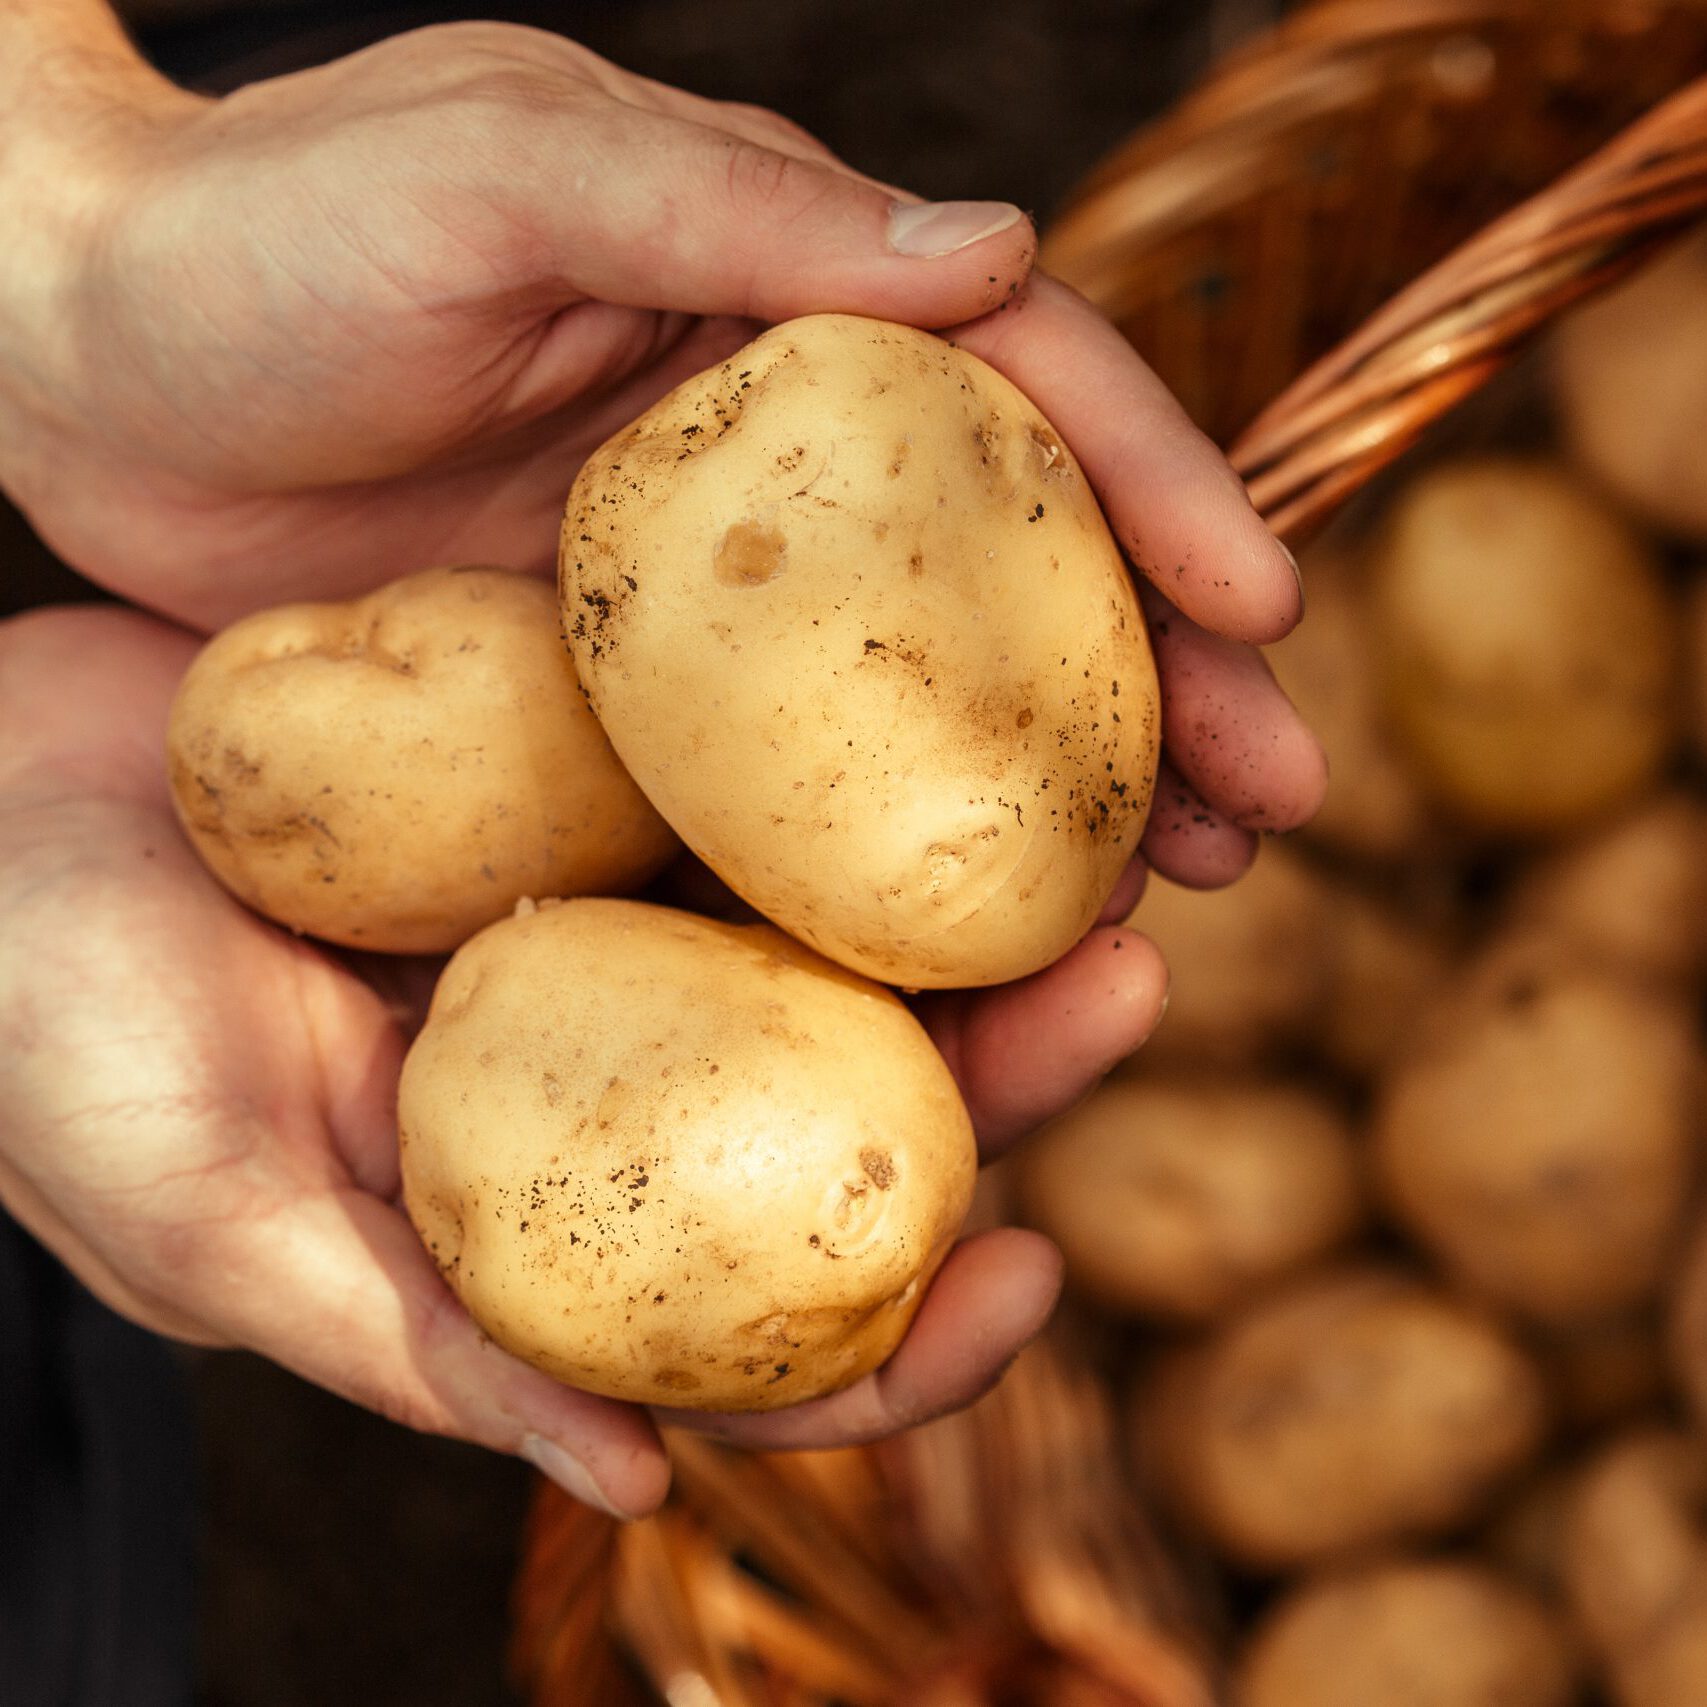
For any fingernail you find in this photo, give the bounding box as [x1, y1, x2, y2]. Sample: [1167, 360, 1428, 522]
[1279, 539, 1305, 613]
[888, 200, 1024, 258]
[520, 1433, 630, 1521]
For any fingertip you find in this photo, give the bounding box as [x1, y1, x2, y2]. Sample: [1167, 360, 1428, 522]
[872, 200, 1038, 327]
[1235, 713, 1329, 833]
[1096, 852, 1149, 924]
[1140, 760, 1260, 887]
[955, 1226, 1065, 1340]
[519, 1387, 672, 1520]
[1200, 523, 1306, 648]
[874, 1227, 1063, 1420]
[949, 924, 1168, 1156]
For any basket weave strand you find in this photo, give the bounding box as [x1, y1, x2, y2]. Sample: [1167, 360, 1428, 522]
[1230, 73, 1707, 535]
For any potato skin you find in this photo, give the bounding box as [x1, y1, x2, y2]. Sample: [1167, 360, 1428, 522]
[560, 314, 1158, 988]
[1372, 460, 1676, 837]
[1237, 1559, 1578, 1707]
[1373, 951, 1699, 1324]
[1507, 793, 1707, 988]
[1016, 1077, 1361, 1320]
[167, 567, 678, 952]
[1552, 228, 1707, 542]
[1137, 1268, 1546, 1569]
[398, 898, 976, 1410]
[1562, 1429, 1707, 1707]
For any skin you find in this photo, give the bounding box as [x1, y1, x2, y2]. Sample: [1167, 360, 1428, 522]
[0, 3, 1325, 1517]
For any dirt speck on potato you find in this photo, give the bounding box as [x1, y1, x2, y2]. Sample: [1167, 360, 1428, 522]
[860, 1148, 897, 1190]
[715, 519, 788, 587]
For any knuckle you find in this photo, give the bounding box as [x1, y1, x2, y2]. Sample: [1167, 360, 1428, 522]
[726, 102, 823, 154]
[723, 137, 806, 211]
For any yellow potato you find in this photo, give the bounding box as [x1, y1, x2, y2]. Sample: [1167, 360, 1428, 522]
[1237, 1559, 1578, 1707]
[1552, 227, 1707, 541]
[167, 566, 677, 953]
[1266, 546, 1439, 863]
[561, 314, 1158, 988]
[1373, 948, 1699, 1324]
[1507, 793, 1707, 988]
[1372, 460, 1676, 837]
[1016, 1077, 1362, 1320]
[1561, 1428, 1707, 1707]
[1136, 1267, 1546, 1569]
[398, 898, 976, 1410]
[1118, 844, 1333, 1068]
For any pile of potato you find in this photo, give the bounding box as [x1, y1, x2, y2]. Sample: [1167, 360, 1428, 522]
[1017, 233, 1707, 1705]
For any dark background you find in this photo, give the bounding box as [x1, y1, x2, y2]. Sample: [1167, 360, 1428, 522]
[4, 4, 1269, 1702]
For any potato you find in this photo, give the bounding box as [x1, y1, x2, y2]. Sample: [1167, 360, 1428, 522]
[1118, 844, 1333, 1068]
[1236, 1559, 1578, 1707]
[1552, 226, 1707, 541]
[1372, 460, 1676, 837]
[1372, 948, 1699, 1324]
[560, 314, 1158, 989]
[167, 566, 677, 953]
[1561, 1428, 1707, 1707]
[398, 898, 976, 1410]
[1507, 793, 1707, 988]
[1135, 1267, 1547, 1569]
[1266, 546, 1438, 863]
[1016, 1077, 1361, 1320]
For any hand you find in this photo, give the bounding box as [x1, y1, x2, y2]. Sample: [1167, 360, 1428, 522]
[0, 604, 1174, 1515]
[0, 17, 1328, 1515]
[0, 19, 1324, 885]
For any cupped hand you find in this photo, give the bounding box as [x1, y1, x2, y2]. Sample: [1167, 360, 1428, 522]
[1, 21, 1323, 883]
[0, 603, 1179, 1514]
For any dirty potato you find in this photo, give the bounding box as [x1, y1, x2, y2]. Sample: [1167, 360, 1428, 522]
[1237, 1558, 1578, 1707]
[1136, 1267, 1547, 1569]
[167, 567, 677, 952]
[1372, 460, 1676, 838]
[399, 898, 977, 1410]
[1016, 1076, 1362, 1320]
[560, 315, 1159, 988]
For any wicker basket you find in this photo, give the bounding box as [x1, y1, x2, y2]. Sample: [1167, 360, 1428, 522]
[511, 4, 1707, 1702]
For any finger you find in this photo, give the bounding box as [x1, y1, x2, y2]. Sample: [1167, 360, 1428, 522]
[199, 1190, 671, 1520]
[1139, 757, 1259, 888]
[508, 101, 1037, 327]
[1096, 853, 1149, 924]
[950, 274, 1301, 645]
[1141, 583, 1328, 831]
[921, 926, 1168, 1158]
[658, 1228, 1061, 1450]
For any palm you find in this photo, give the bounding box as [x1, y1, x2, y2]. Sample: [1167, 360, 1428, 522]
[0, 726, 400, 1352]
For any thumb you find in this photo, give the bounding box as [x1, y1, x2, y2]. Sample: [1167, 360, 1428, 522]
[205, 1189, 672, 1521]
[533, 103, 1036, 326]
